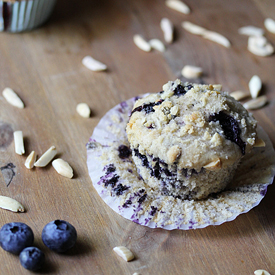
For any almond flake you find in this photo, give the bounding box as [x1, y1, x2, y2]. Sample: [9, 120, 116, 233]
[34, 146, 57, 167]
[160, 18, 174, 43]
[0, 195, 24, 212]
[13, 130, 25, 155]
[230, 90, 250, 101]
[212, 84, 222, 91]
[181, 21, 207, 35]
[113, 246, 135, 262]
[243, 95, 267, 110]
[181, 65, 203, 79]
[133, 35, 151, 52]
[202, 31, 231, 48]
[76, 103, 91, 118]
[203, 158, 222, 171]
[52, 158, 73, 178]
[254, 138, 265, 147]
[2, 87, 24, 109]
[254, 270, 271, 275]
[25, 151, 36, 169]
[249, 75, 262, 99]
[238, 26, 264, 36]
[149, 39, 166, 52]
[82, 56, 107, 71]
[248, 36, 274, 56]
[165, 0, 190, 14]
[264, 18, 275, 34]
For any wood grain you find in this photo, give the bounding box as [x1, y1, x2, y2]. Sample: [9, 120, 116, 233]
[0, 0, 274, 274]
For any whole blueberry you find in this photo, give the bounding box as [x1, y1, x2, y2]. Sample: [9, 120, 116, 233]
[19, 247, 45, 271]
[0, 222, 34, 254]
[42, 220, 77, 253]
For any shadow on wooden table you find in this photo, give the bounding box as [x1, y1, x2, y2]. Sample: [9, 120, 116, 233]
[45, 0, 130, 37]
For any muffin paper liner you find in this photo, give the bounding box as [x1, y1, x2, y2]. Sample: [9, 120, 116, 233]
[0, 0, 56, 32]
[87, 95, 275, 230]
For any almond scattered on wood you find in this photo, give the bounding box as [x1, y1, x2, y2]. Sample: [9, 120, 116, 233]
[249, 75, 262, 99]
[165, 0, 190, 14]
[230, 90, 250, 101]
[248, 36, 274, 56]
[34, 146, 57, 167]
[264, 18, 275, 34]
[181, 21, 206, 35]
[254, 270, 271, 275]
[82, 56, 107, 71]
[133, 34, 151, 52]
[0, 195, 25, 213]
[25, 151, 36, 169]
[14, 130, 25, 155]
[202, 31, 231, 48]
[160, 18, 174, 43]
[149, 39, 166, 52]
[238, 26, 264, 36]
[113, 246, 135, 262]
[243, 96, 268, 110]
[76, 103, 91, 118]
[181, 21, 230, 47]
[2, 87, 24, 109]
[52, 158, 73, 178]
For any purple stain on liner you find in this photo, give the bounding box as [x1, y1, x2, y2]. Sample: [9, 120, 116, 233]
[260, 187, 267, 196]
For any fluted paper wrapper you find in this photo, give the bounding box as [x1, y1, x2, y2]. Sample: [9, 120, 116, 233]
[87, 96, 275, 230]
[0, 0, 56, 32]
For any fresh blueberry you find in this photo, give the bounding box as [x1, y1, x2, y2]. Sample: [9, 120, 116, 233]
[42, 220, 77, 253]
[19, 247, 45, 271]
[0, 222, 34, 254]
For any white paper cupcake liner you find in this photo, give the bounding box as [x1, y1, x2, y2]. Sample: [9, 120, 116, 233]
[0, 0, 56, 32]
[87, 95, 275, 230]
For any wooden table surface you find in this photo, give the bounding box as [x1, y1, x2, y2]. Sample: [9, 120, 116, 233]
[0, 0, 275, 274]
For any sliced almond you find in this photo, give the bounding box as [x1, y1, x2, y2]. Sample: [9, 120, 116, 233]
[181, 65, 203, 79]
[181, 21, 207, 35]
[202, 31, 231, 48]
[165, 0, 190, 14]
[25, 151, 36, 169]
[254, 270, 271, 275]
[230, 90, 250, 101]
[82, 56, 107, 71]
[13, 130, 25, 155]
[238, 26, 264, 36]
[249, 75, 262, 99]
[248, 36, 274, 56]
[264, 18, 275, 34]
[243, 95, 267, 110]
[203, 158, 222, 171]
[52, 158, 73, 178]
[160, 18, 174, 43]
[133, 35, 151, 52]
[76, 103, 91, 118]
[149, 39, 166, 52]
[212, 84, 222, 91]
[0, 195, 24, 212]
[34, 146, 57, 167]
[113, 246, 135, 262]
[254, 138, 266, 147]
[2, 87, 24, 109]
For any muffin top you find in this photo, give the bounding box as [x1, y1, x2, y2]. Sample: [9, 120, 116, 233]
[126, 79, 257, 171]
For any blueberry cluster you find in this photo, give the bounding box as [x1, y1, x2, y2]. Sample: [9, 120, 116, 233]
[0, 220, 77, 271]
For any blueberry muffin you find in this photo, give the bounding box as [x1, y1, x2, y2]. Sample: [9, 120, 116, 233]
[126, 79, 258, 200]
